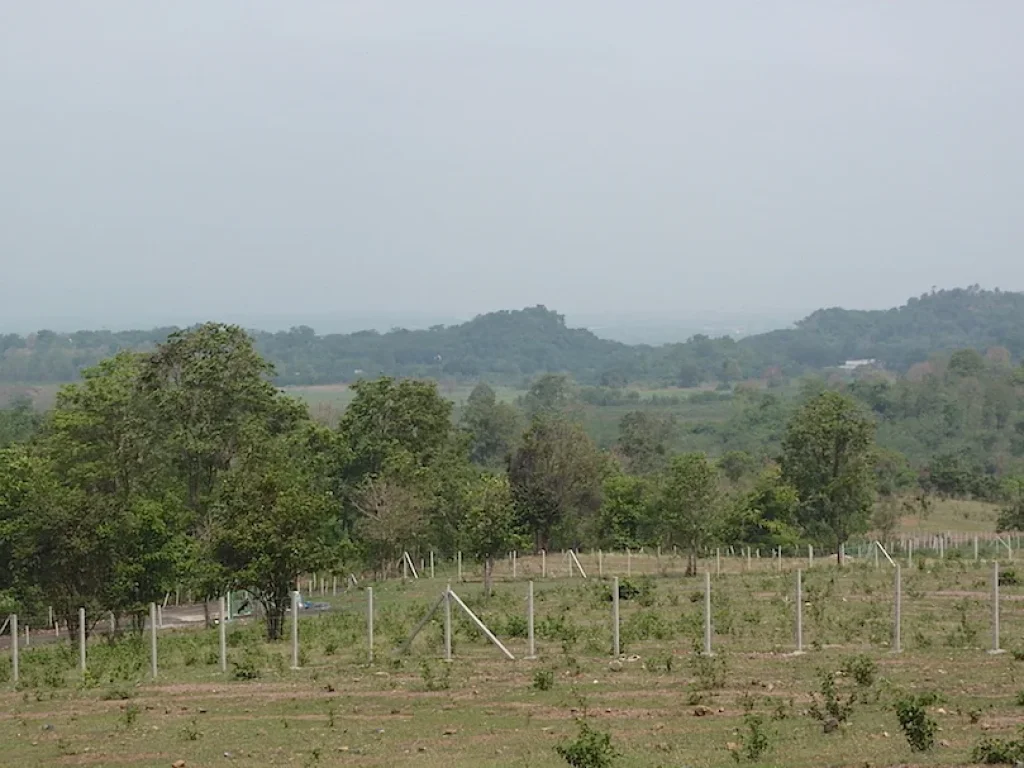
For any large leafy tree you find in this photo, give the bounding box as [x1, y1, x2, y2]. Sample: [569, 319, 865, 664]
[461, 383, 520, 468]
[653, 453, 720, 575]
[508, 415, 605, 551]
[460, 473, 523, 596]
[721, 466, 802, 549]
[596, 473, 651, 549]
[616, 411, 674, 474]
[212, 425, 334, 641]
[781, 391, 876, 561]
[138, 324, 304, 608]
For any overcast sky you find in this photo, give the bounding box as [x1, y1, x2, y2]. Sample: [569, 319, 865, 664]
[2, 2, 1022, 330]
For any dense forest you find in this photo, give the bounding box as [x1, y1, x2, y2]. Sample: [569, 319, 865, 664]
[3, 322, 1024, 643]
[2, 287, 1024, 387]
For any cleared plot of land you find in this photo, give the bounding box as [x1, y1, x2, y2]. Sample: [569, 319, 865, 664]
[3, 553, 1024, 767]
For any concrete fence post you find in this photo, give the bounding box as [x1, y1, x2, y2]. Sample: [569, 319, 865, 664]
[527, 581, 536, 659]
[795, 570, 804, 654]
[149, 603, 158, 679]
[990, 561, 1004, 654]
[612, 576, 620, 658]
[367, 587, 375, 663]
[218, 597, 228, 672]
[892, 565, 902, 654]
[78, 608, 87, 674]
[703, 571, 713, 656]
[444, 585, 452, 662]
[10, 614, 18, 684]
[290, 590, 300, 670]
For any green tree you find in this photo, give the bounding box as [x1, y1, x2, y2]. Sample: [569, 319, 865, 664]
[721, 466, 802, 549]
[460, 473, 523, 596]
[596, 473, 650, 549]
[461, 383, 520, 468]
[781, 391, 876, 561]
[139, 324, 305, 614]
[718, 450, 759, 484]
[653, 453, 720, 575]
[212, 426, 334, 640]
[616, 411, 674, 474]
[0, 396, 42, 448]
[508, 416, 605, 551]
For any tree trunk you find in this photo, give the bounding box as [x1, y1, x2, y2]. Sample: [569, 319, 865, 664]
[264, 597, 286, 642]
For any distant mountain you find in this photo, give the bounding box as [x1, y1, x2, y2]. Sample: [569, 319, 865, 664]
[1, 287, 1021, 387]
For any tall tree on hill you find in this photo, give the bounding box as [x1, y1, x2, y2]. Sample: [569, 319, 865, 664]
[781, 391, 876, 562]
[508, 415, 605, 551]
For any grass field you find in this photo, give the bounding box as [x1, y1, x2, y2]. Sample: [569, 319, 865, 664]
[4, 551, 1024, 767]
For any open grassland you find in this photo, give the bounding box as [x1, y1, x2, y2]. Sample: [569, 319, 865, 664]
[4, 552, 1024, 767]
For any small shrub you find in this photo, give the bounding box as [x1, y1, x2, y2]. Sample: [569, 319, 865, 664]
[688, 639, 727, 690]
[232, 648, 263, 681]
[808, 670, 854, 729]
[972, 732, 1024, 764]
[533, 668, 555, 692]
[999, 568, 1019, 587]
[841, 655, 877, 688]
[120, 703, 140, 730]
[893, 693, 938, 752]
[733, 714, 772, 763]
[555, 719, 618, 768]
[180, 718, 202, 741]
[504, 614, 528, 638]
[419, 660, 451, 692]
[1015, 690, 1024, 707]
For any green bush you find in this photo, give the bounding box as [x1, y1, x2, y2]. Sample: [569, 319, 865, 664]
[893, 693, 938, 752]
[556, 718, 618, 768]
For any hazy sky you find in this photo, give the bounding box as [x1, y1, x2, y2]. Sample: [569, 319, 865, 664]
[2, 2, 1023, 329]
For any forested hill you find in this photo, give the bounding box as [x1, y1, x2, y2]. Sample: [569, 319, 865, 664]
[2, 287, 1023, 387]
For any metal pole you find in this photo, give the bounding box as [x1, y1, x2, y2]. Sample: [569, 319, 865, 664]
[219, 597, 227, 672]
[444, 585, 452, 662]
[598, 550, 603, 577]
[149, 603, 158, 679]
[78, 607, 87, 673]
[527, 581, 536, 659]
[291, 590, 300, 669]
[612, 576, 620, 657]
[626, 548, 631, 576]
[367, 587, 375, 663]
[716, 548, 721, 576]
[703, 571, 713, 656]
[457, 552, 463, 582]
[542, 549, 547, 578]
[892, 565, 902, 654]
[808, 544, 813, 568]
[795, 570, 804, 653]
[974, 535, 979, 562]
[430, 551, 435, 579]
[512, 550, 517, 579]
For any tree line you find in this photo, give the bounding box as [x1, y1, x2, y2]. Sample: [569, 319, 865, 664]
[3, 287, 1024, 387]
[1, 323, 927, 643]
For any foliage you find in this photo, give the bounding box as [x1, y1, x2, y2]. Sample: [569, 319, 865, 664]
[653, 453, 720, 575]
[893, 693, 939, 752]
[808, 670, 855, 729]
[972, 732, 1024, 764]
[733, 714, 773, 763]
[555, 713, 618, 768]
[460, 473, 523, 595]
[508, 415, 605, 551]
[782, 392, 876, 558]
